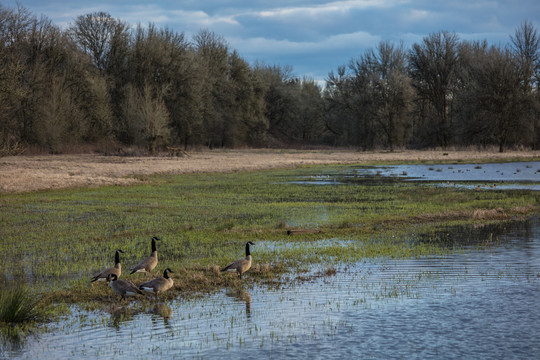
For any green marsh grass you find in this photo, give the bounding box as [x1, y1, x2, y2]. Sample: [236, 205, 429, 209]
[0, 164, 538, 308]
[0, 285, 46, 343]
[0, 286, 42, 324]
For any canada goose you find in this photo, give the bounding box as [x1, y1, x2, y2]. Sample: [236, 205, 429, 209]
[221, 241, 255, 279]
[106, 273, 143, 300]
[130, 236, 159, 275]
[138, 268, 174, 298]
[91, 249, 124, 282]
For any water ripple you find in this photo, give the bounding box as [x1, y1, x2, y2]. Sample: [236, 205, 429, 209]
[4, 220, 540, 359]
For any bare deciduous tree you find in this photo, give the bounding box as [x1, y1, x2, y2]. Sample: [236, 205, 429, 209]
[352, 41, 413, 150]
[70, 12, 129, 72]
[409, 31, 459, 148]
[510, 20, 540, 149]
[123, 83, 170, 154]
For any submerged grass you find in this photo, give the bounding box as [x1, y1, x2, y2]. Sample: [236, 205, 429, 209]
[0, 163, 538, 311]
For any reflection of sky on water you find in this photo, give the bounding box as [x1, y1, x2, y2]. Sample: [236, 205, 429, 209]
[7, 220, 540, 359]
[361, 162, 540, 182]
[283, 162, 540, 190]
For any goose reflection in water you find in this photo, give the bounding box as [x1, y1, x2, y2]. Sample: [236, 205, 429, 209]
[107, 303, 173, 329]
[108, 304, 141, 330]
[226, 288, 252, 318]
[149, 303, 173, 329]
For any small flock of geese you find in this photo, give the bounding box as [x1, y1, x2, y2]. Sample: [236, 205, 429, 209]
[91, 236, 255, 301]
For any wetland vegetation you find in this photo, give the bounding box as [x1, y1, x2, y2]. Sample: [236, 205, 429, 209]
[0, 162, 538, 311]
[0, 160, 539, 359]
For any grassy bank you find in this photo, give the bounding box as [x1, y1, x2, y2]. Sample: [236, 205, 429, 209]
[0, 163, 538, 310]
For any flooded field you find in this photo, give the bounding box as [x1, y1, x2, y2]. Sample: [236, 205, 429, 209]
[359, 162, 540, 182]
[287, 161, 540, 190]
[1, 160, 539, 359]
[3, 219, 539, 359]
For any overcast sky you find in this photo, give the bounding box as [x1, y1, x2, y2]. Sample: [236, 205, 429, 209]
[3, 1, 540, 83]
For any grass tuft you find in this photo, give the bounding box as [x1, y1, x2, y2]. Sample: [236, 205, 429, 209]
[0, 286, 42, 324]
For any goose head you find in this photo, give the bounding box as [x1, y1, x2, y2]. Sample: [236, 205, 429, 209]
[114, 249, 124, 264]
[245, 241, 255, 256]
[163, 268, 174, 278]
[151, 237, 160, 252]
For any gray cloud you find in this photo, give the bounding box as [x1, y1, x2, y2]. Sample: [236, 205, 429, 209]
[4, 0, 539, 82]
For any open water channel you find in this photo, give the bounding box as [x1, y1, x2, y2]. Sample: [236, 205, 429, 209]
[2, 162, 539, 359]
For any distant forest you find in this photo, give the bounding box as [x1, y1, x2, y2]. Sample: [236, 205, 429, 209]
[1, 4, 539, 155]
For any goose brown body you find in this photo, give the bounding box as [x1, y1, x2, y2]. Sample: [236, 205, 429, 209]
[91, 249, 124, 282]
[106, 273, 143, 299]
[221, 241, 255, 279]
[139, 268, 174, 298]
[130, 237, 159, 275]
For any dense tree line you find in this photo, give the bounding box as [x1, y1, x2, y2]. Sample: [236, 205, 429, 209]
[1, 5, 539, 154]
[326, 28, 540, 152]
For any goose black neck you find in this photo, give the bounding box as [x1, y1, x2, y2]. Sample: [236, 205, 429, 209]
[115, 251, 121, 265]
[163, 269, 169, 279]
[245, 242, 251, 257]
[151, 239, 157, 253]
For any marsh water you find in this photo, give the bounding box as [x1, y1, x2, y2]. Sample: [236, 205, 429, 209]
[3, 218, 539, 359]
[2, 162, 540, 359]
[288, 161, 540, 190]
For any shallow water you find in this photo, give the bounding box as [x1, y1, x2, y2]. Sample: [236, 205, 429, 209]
[286, 161, 540, 190]
[360, 162, 540, 182]
[4, 220, 539, 359]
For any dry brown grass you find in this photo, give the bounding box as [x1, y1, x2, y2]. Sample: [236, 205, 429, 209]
[512, 205, 536, 214]
[413, 205, 538, 223]
[1, 149, 538, 193]
[472, 208, 508, 220]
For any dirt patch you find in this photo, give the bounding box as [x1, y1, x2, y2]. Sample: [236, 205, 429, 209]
[1, 149, 538, 193]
